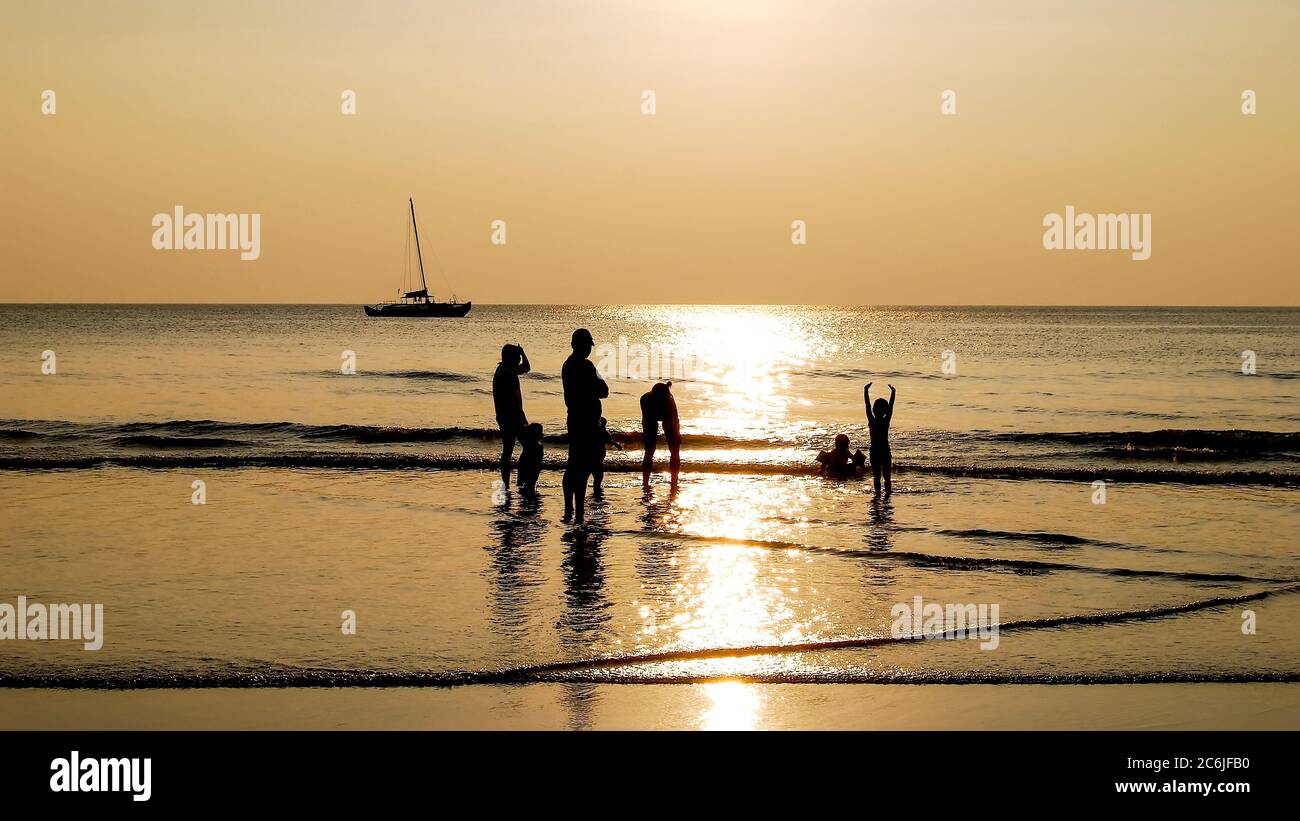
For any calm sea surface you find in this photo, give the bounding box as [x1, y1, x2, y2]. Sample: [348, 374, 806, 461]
[1, 305, 1298, 703]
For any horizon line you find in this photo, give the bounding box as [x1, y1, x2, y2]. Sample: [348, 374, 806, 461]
[2, 302, 1298, 310]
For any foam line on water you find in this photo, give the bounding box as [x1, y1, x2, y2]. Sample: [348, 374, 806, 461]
[497, 584, 1300, 680]
[618, 529, 1294, 584]
[4, 585, 1296, 689]
[2, 454, 1297, 486]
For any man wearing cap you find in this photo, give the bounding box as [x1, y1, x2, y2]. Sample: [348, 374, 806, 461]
[561, 328, 608, 525]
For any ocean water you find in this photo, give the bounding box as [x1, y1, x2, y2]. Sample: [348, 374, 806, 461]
[1, 305, 1298, 703]
[3, 304, 1299, 477]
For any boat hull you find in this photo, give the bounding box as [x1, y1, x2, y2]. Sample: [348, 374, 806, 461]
[363, 301, 472, 317]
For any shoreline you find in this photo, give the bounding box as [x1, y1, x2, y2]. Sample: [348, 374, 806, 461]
[2, 684, 1297, 730]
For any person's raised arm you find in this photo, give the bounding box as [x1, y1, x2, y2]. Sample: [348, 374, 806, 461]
[864, 383, 874, 419]
[887, 384, 896, 416]
[515, 346, 531, 375]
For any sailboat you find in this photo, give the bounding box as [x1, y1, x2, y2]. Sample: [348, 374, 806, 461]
[364, 198, 472, 317]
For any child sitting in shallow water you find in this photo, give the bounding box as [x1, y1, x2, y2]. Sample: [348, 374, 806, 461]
[817, 433, 867, 478]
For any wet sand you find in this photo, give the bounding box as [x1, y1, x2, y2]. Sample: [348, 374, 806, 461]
[3, 684, 1298, 730]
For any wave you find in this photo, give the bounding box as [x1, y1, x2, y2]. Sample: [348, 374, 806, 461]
[935, 528, 1135, 551]
[0, 428, 43, 440]
[2, 669, 1295, 688]
[299, 425, 782, 448]
[301, 424, 499, 444]
[4, 420, 1298, 483]
[988, 429, 1300, 453]
[622, 529, 1291, 584]
[0, 418, 789, 449]
[5, 586, 1296, 689]
[1091, 446, 1264, 462]
[2, 453, 1296, 485]
[112, 419, 299, 435]
[1237, 371, 1300, 380]
[8, 419, 1299, 452]
[113, 435, 250, 449]
[491, 583, 1300, 680]
[811, 368, 948, 381]
[894, 463, 1299, 486]
[334, 369, 479, 383]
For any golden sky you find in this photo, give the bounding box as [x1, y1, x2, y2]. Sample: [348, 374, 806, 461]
[2, 0, 1297, 304]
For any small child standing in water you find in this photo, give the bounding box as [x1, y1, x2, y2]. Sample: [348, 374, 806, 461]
[864, 382, 897, 495]
[516, 422, 544, 493]
[591, 416, 622, 496]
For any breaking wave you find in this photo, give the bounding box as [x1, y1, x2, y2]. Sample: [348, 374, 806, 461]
[1, 452, 1297, 485]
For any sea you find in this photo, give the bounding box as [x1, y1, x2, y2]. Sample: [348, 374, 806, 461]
[1, 305, 1298, 715]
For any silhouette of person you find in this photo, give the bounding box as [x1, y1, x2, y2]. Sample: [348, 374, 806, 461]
[640, 381, 681, 487]
[493, 343, 531, 487]
[561, 328, 608, 524]
[817, 433, 867, 478]
[517, 422, 544, 493]
[864, 382, 897, 495]
[591, 416, 622, 496]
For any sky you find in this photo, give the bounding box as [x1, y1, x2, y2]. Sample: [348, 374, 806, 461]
[1, 0, 1297, 305]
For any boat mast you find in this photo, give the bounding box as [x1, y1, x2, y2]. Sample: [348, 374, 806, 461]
[409, 197, 429, 301]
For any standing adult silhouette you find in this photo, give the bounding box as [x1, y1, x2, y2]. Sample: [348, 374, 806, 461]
[492, 343, 531, 487]
[561, 328, 608, 525]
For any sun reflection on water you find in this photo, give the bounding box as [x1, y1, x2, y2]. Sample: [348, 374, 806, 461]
[668, 475, 813, 544]
[651, 307, 833, 443]
[636, 477, 827, 665]
[700, 681, 764, 731]
[622, 308, 839, 679]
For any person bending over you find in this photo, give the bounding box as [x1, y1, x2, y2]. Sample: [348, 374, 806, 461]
[640, 381, 681, 487]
